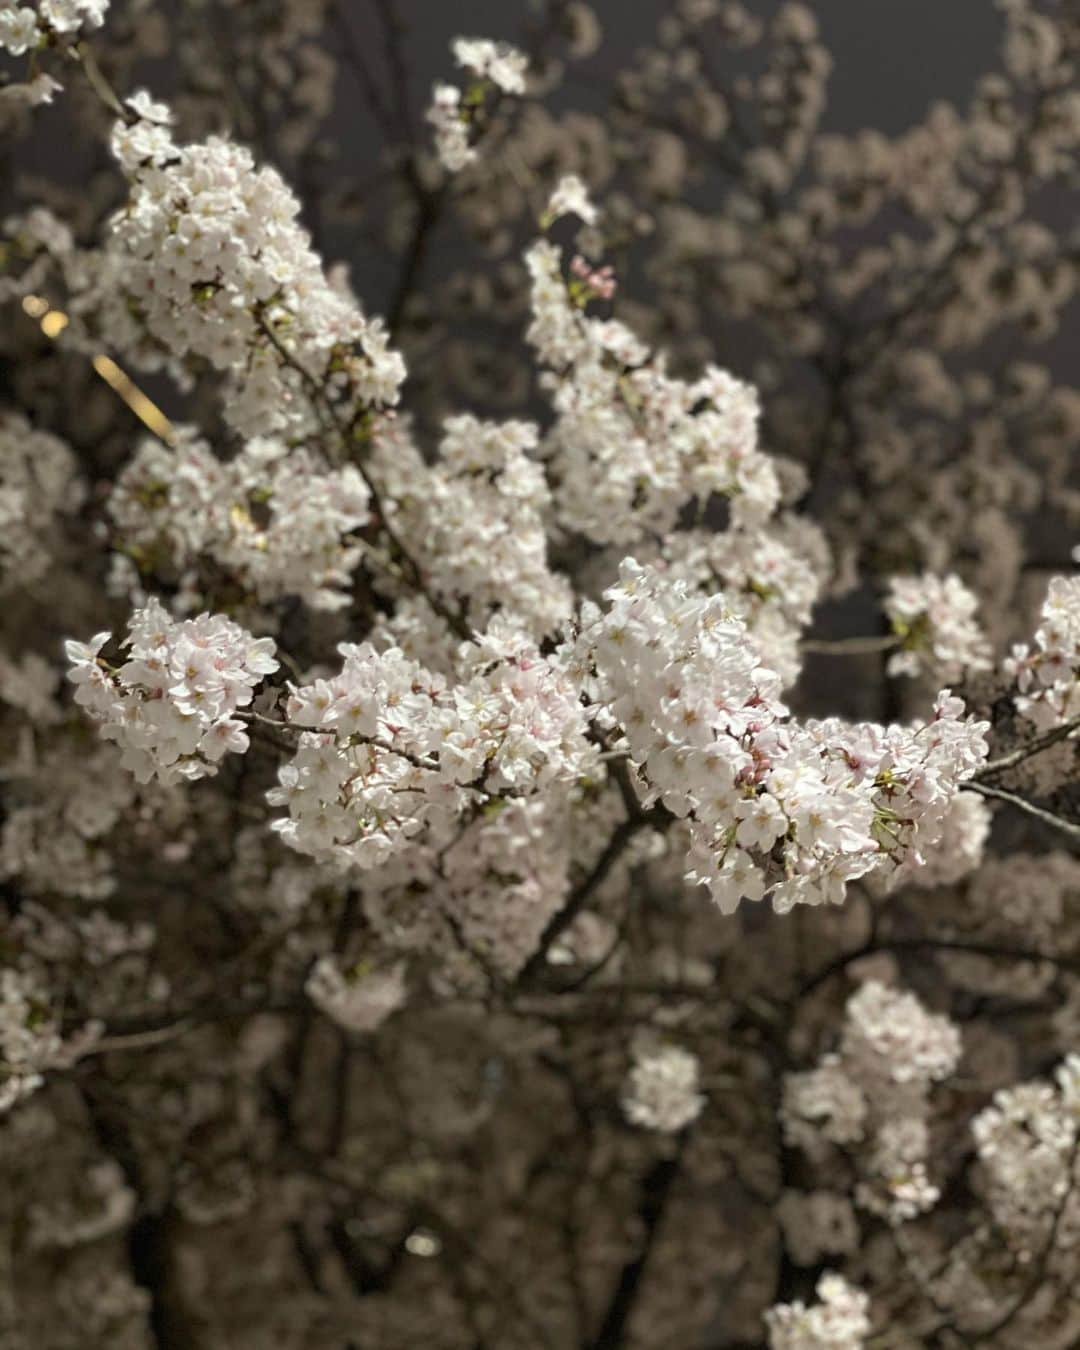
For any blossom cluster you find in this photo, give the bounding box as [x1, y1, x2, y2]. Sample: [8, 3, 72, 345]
[109, 428, 370, 611]
[783, 981, 961, 1223]
[931, 850, 1079, 999]
[0, 0, 108, 58]
[901, 788, 991, 890]
[99, 100, 405, 439]
[365, 788, 585, 984]
[305, 956, 407, 1034]
[841, 979, 962, 1085]
[65, 600, 278, 784]
[884, 572, 991, 683]
[261, 626, 608, 983]
[1, 743, 137, 901]
[765, 1272, 872, 1350]
[269, 628, 596, 872]
[583, 561, 990, 914]
[10, 10, 1080, 1341]
[621, 1038, 705, 1134]
[0, 649, 61, 727]
[370, 414, 572, 638]
[1004, 575, 1080, 727]
[972, 1055, 1080, 1252]
[0, 967, 101, 1115]
[427, 37, 528, 173]
[527, 237, 781, 546]
[642, 517, 828, 687]
[0, 412, 84, 590]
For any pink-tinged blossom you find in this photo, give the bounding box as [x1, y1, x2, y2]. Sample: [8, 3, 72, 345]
[582, 561, 988, 914]
[885, 572, 991, 682]
[97, 109, 405, 439]
[65, 601, 277, 784]
[1004, 575, 1080, 727]
[269, 631, 597, 876]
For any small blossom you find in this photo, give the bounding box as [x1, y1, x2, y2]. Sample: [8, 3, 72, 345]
[546, 174, 598, 226]
[621, 1040, 705, 1133]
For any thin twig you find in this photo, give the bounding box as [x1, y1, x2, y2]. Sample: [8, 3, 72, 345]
[800, 634, 902, 655]
[85, 1020, 196, 1056]
[799, 934, 1075, 1001]
[519, 815, 648, 983]
[67, 41, 135, 122]
[964, 780, 1080, 845]
[585, 1137, 688, 1349]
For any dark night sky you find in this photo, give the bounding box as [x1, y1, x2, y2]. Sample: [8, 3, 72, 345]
[346, 0, 1004, 133]
[313, 0, 1013, 332]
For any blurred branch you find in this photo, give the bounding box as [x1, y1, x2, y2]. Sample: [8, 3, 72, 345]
[965, 780, 1080, 845]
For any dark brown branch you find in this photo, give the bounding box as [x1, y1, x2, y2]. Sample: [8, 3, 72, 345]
[586, 1138, 687, 1349]
[519, 815, 648, 984]
[975, 713, 1080, 779]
